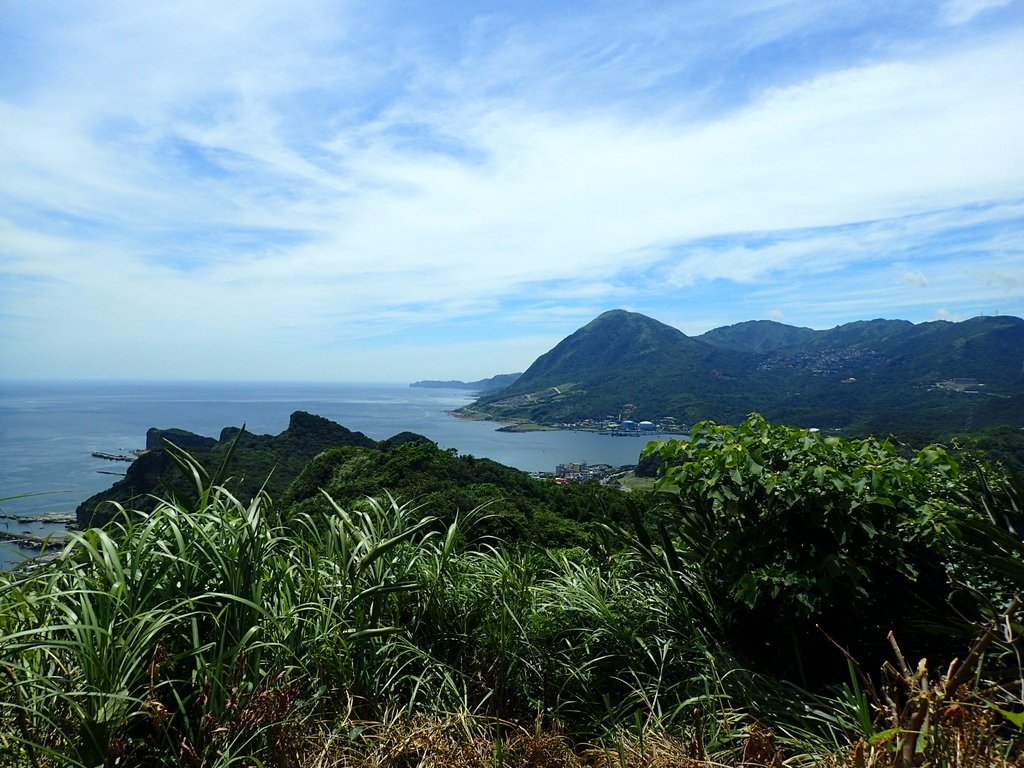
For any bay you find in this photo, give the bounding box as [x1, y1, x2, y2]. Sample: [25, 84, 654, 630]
[0, 381, 660, 567]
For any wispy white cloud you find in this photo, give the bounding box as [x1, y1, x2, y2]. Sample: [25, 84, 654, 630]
[936, 307, 966, 321]
[940, 0, 1014, 26]
[1, 1, 1022, 380]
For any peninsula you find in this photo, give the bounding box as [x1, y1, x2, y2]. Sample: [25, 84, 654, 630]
[410, 372, 521, 392]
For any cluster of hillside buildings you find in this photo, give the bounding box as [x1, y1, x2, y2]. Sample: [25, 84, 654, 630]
[759, 347, 882, 375]
[529, 462, 621, 484]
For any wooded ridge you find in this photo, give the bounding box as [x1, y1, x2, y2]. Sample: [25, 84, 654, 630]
[458, 309, 1024, 446]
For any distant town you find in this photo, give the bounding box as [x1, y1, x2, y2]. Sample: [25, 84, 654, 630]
[526, 417, 678, 487]
[529, 461, 629, 486]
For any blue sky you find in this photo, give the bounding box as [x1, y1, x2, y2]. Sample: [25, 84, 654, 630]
[1, 0, 1022, 382]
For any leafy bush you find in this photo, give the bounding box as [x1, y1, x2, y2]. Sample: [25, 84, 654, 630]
[643, 414, 998, 681]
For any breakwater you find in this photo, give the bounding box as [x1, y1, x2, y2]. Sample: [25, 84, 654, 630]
[91, 451, 136, 462]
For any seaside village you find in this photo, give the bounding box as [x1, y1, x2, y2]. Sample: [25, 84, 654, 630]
[530, 462, 622, 485]
[529, 416, 678, 485]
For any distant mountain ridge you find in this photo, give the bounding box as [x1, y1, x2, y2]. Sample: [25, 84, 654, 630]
[410, 372, 521, 392]
[695, 319, 820, 353]
[459, 309, 1024, 441]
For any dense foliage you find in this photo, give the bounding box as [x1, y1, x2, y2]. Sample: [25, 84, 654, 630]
[944, 423, 1024, 472]
[2, 472, 763, 767]
[2, 417, 1022, 767]
[75, 412, 653, 552]
[281, 438, 650, 549]
[643, 415, 1016, 682]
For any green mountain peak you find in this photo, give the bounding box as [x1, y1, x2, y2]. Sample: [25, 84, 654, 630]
[459, 309, 1024, 440]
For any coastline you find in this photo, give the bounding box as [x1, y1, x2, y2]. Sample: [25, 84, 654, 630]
[2, 382, 659, 567]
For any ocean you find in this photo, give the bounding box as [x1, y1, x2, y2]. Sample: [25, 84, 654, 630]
[0, 381, 661, 567]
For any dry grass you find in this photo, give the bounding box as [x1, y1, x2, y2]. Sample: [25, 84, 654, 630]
[821, 705, 1023, 768]
[283, 709, 1023, 768]
[291, 712, 583, 768]
[278, 714, 805, 768]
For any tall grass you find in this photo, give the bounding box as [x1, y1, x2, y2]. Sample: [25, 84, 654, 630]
[1, 451, 1020, 767]
[0, 460, 517, 765]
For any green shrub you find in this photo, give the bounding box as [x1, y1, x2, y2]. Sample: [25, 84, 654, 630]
[643, 414, 998, 682]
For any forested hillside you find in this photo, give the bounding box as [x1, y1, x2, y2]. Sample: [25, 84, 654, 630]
[75, 411, 377, 528]
[282, 438, 649, 548]
[461, 310, 1024, 446]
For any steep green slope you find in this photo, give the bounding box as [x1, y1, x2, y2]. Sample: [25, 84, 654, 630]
[764, 315, 1024, 436]
[461, 309, 762, 424]
[808, 318, 915, 349]
[868, 315, 1024, 388]
[696, 318, 915, 354]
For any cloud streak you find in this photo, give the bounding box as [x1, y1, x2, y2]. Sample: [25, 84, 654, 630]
[1, 1, 1022, 380]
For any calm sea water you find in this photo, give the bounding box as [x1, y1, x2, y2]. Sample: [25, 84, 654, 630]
[0, 381, 660, 567]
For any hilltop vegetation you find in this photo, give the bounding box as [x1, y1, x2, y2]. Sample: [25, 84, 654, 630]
[75, 411, 377, 529]
[2, 415, 1021, 767]
[462, 309, 758, 425]
[282, 438, 649, 549]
